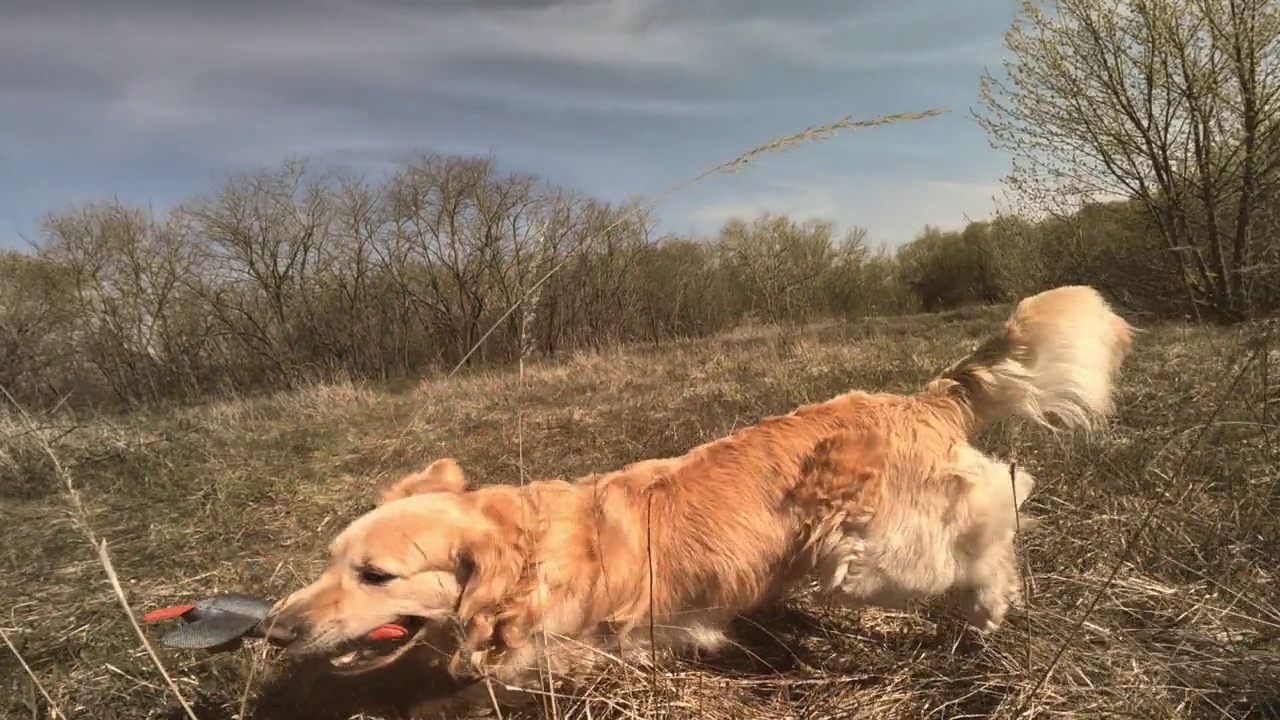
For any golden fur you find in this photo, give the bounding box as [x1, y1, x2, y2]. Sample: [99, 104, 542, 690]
[264, 285, 1134, 688]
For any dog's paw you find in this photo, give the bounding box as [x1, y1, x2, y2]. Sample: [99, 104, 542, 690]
[961, 592, 1009, 634]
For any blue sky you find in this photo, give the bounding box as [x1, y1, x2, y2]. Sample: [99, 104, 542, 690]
[0, 0, 1019, 251]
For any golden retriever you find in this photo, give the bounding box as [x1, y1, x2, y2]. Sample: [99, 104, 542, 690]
[262, 285, 1133, 691]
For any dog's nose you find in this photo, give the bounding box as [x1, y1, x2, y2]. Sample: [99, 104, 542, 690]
[261, 621, 299, 645]
[255, 614, 304, 646]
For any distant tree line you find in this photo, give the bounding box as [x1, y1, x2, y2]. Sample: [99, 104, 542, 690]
[1, 151, 1271, 413]
[0, 156, 904, 410]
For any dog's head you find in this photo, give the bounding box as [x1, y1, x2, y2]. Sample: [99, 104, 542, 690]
[263, 458, 529, 675]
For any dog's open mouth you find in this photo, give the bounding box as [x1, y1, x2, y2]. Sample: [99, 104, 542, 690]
[327, 616, 430, 674]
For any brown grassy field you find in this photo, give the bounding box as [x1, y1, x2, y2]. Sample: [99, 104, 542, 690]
[3, 305, 1278, 719]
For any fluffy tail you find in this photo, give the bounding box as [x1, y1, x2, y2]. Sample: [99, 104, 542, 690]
[927, 285, 1135, 433]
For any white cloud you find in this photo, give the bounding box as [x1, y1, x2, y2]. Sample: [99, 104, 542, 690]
[0, 0, 1021, 248]
[3, 0, 1008, 113]
[1, 2, 722, 85]
[2, 1, 745, 147]
[424, 76, 742, 119]
[909, 178, 1011, 220]
[724, 13, 1002, 72]
[0, 0, 1016, 194]
[670, 176, 1010, 248]
[688, 193, 846, 233]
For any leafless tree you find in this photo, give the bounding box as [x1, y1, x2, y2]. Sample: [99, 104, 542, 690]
[978, 0, 1280, 319]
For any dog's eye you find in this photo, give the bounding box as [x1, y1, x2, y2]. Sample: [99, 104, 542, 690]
[357, 566, 398, 586]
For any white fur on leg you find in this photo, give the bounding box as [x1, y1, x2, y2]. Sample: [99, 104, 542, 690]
[808, 448, 1036, 632]
[956, 531, 1022, 633]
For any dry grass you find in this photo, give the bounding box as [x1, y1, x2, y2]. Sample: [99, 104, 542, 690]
[3, 307, 1279, 719]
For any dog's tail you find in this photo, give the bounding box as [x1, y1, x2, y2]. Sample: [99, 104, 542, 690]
[926, 285, 1135, 435]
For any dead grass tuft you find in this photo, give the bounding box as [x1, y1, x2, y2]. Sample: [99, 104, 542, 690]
[3, 308, 1279, 718]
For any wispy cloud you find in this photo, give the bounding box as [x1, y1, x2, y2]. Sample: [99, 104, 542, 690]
[670, 173, 1008, 247]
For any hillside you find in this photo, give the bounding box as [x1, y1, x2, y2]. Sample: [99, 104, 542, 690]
[3, 306, 1278, 719]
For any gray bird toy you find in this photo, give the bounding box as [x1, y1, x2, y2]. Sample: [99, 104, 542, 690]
[144, 592, 407, 652]
[143, 593, 284, 651]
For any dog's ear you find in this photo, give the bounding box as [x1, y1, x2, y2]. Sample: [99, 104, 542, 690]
[451, 496, 541, 669]
[453, 536, 523, 654]
[379, 458, 469, 504]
